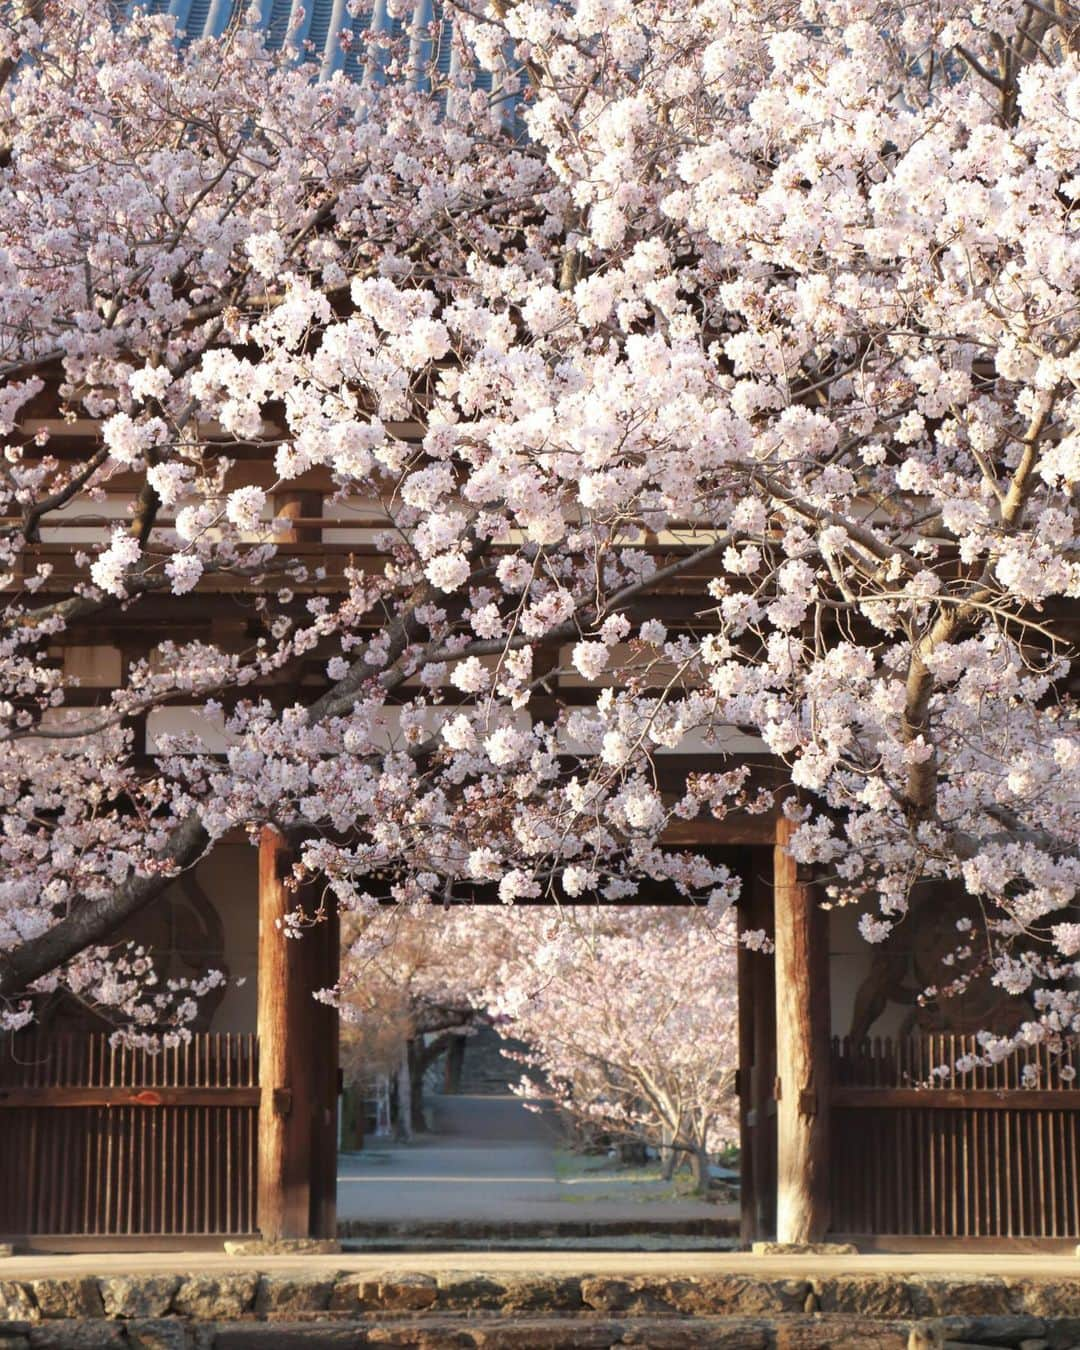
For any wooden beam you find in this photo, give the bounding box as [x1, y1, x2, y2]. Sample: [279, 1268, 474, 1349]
[773, 814, 831, 1243]
[0, 1087, 259, 1108]
[661, 813, 779, 847]
[833, 1087, 1080, 1111]
[257, 826, 339, 1240]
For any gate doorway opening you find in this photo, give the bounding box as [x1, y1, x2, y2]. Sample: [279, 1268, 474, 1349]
[4, 832, 1080, 1252]
[336, 1020, 742, 1247]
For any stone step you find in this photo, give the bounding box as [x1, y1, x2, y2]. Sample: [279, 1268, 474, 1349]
[340, 1236, 734, 1253]
[337, 1218, 740, 1243]
[3, 1269, 1080, 1350]
[1, 1310, 1074, 1350]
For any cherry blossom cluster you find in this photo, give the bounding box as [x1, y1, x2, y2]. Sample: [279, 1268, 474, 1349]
[0, 0, 1076, 1064]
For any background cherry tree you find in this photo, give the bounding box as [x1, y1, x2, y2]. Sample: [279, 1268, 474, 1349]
[337, 896, 506, 1134]
[337, 901, 739, 1185]
[481, 905, 739, 1192]
[0, 0, 1076, 1066]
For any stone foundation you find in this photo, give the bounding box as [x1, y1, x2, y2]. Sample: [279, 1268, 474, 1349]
[1, 1271, 1079, 1348]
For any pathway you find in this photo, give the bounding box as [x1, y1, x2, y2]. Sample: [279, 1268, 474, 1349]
[336, 1093, 727, 1226]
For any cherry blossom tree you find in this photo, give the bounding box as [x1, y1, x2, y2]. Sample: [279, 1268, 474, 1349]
[338, 898, 503, 1133]
[481, 905, 740, 1193]
[0, 0, 1076, 1066]
[336, 901, 739, 1187]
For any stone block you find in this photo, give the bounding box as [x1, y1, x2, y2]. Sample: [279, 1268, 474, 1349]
[926, 1315, 1047, 1345]
[365, 1326, 473, 1348]
[752, 1242, 859, 1257]
[30, 1279, 104, 1320]
[100, 1276, 181, 1319]
[684, 1277, 810, 1315]
[910, 1279, 1013, 1318]
[223, 1239, 340, 1256]
[1045, 1318, 1080, 1350]
[497, 1278, 582, 1313]
[940, 1343, 1010, 1349]
[580, 1274, 810, 1316]
[0, 1287, 36, 1324]
[27, 1321, 126, 1349]
[432, 1275, 508, 1311]
[772, 1315, 911, 1350]
[211, 1328, 374, 1348]
[1014, 1283, 1080, 1318]
[359, 1274, 438, 1312]
[579, 1277, 673, 1313]
[814, 1276, 915, 1318]
[0, 1335, 28, 1350]
[326, 1278, 361, 1313]
[620, 1320, 771, 1348]
[254, 1275, 336, 1316]
[127, 1319, 190, 1350]
[173, 1274, 258, 1319]
[466, 1320, 620, 1349]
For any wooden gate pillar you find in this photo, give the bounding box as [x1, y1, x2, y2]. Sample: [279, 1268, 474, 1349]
[737, 847, 778, 1243]
[257, 825, 339, 1241]
[773, 815, 831, 1244]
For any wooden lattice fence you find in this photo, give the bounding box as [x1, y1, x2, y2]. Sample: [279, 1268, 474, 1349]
[0, 1031, 258, 1237]
[830, 1034, 1080, 1238]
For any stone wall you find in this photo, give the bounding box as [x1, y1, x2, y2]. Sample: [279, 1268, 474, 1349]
[1, 1270, 1080, 1348]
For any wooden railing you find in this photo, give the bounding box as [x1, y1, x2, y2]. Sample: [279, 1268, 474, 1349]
[830, 1034, 1080, 1238]
[0, 1031, 258, 1237]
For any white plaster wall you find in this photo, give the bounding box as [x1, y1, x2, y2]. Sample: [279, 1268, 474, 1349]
[123, 843, 259, 1033]
[199, 844, 259, 1032]
[828, 902, 910, 1041]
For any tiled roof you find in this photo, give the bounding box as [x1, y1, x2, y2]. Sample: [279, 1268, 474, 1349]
[143, 0, 517, 126]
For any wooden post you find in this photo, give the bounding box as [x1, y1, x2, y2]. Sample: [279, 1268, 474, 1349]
[444, 1034, 466, 1094]
[773, 814, 831, 1244]
[273, 489, 323, 544]
[303, 876, 340, 1241]
[738, 846, 778, 1242]
[257, 825, 339, 1240]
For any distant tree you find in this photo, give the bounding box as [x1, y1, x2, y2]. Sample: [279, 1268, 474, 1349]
[337, 902, 739, 1188]
[483, 906, 740, 1194]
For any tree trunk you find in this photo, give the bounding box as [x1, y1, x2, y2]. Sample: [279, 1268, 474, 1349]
[659, 1125, 676, 1181]
[687, 1145, 710, 1197]
[408, 1039, 428, 1134]
[395, 1048, 413, 1141]
[773, 815, 831, 1243]
[444, 1034, 466, 1093]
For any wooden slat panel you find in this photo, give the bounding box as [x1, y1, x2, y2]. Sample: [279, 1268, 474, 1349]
[0, 1032, 258, 1237]
[830, 1035, 1080, 1239]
